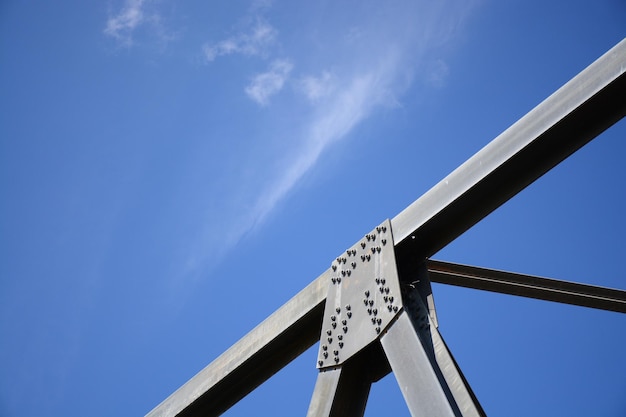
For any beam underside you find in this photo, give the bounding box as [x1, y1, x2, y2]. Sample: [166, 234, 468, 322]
[427, 260, 626, 313]
[146, 39, 626, 417]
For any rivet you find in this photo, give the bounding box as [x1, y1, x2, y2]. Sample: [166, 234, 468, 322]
[363, 299, 368, 306]
[332, 322, 337, 328]
[366, 254, 371, 261]
[341, 270, 346, 276]
[369, 300, 374, 306]
[323, 352, 328, 358]
[371, 318, 376, 324]
[376, 247, 381, 253]
[346, 270, 351, 276]
[337, 277, 341, 283]
[376, 226, 381, 233]
[331, 315, 336, 321]
[338, 335, 343, 340]
[379, 287, 384, 293]
[376, 327, 381, 334]
[385, 287, 390, 294]
[352, 249, 357, 256]
[371, 247, 376, 254]
[346, 250, 351, 256]
[373, 308, 378, 315]
[327, 337, 332, 343]
[375, 278, 380, 284]
[366, 235, 371, 241]
[339, 342, 344, 348]
[347, 312, 352, 318]
[334, 357, 340, 363]
[381, 278, 386, 285]
[351, 262, 356, 268]
[336, 307, 341, 313]
[382, 239, 387, 245]
[367, 308, 372, 315]
[319, 360, 324, 366]
[331, 278, 336, 284]
[336, 257, 341, 263]
[333, 350, 339, 356]
[322, 344, 328, 351]
[361, 255, 365, 261]
[332, 265, 337, 271]
[393, 306, 399, 312]
[371, 234, 376, 241]
[387, 305, 393, 311]
[389, 296, 394, 303]
[346, 305, 351, 311]
[383, 296, 388, 302]
[327, 329, 332, 336]
[342, 319, 347, 325]
[343, 326, 348, 333]
[382, 226, 387, 232]
[365, 290, 370, 297]
[377, 318, 382, 325]
[361, 242, 366, 249]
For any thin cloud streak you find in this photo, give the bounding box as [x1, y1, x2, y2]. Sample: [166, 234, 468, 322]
[188, 1, 478, 278]
[299, 72, 335, 103]
[245, 59, 293, 106]
[203, 19, 277, 62]
[104, 0, 146, 45]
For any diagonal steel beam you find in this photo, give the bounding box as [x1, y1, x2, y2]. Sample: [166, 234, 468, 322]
[427, 259, 626, 313]
[146, 273, 328, 417]
[391, 38, 626, 258]
[146, 39, 626, 417]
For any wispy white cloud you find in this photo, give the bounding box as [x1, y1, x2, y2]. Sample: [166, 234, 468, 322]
[299, 71, 336, 103]
[104, 0, 147, 45]
[245, 59, 293, 106]
[203, 19, 277, 62]
[187, 0, 479, 277]
[104, 0, 177, 48]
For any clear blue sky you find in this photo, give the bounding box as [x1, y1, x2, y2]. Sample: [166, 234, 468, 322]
[1, 1, 625, 416]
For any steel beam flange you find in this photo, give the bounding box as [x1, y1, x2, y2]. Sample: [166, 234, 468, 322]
[317, 219, 402, 369]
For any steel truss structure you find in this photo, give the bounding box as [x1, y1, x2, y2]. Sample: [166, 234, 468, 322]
[147, 38, 626, 417]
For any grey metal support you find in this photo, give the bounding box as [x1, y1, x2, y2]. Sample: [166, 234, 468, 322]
[427, 260, 626, 313]
[391, 38, 626, 258]
[146, 273, 328, 417]
[146, 39, 626, 417]
[381, 311, 460, 417]
[306, 361, 373, 417]
[427, 321, 485, 417]
[307, 368, 343, 417]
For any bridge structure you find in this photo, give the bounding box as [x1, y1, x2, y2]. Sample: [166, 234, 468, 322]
[146, 38, 626, 417]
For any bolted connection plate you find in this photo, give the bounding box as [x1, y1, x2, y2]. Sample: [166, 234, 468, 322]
[317, 219, 402, 369]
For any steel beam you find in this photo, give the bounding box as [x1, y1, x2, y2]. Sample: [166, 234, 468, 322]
[147, 39, 626, 417]
[306, 363, 372, 417]
[381, 311, 460, 417]
[427, 259, 626, 313]
[391, 38, 626, 258]
[146, 271, 328, 417]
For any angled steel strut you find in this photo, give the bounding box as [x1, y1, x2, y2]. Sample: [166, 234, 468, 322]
[146, 38, 626, 417]
[307, 220, 484, 417]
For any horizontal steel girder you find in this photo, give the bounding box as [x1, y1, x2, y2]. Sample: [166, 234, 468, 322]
[427, 260, 626, 313]
[146, 39, 626, 417]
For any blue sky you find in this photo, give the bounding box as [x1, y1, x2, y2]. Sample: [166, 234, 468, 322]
[1, 1, 625, 416]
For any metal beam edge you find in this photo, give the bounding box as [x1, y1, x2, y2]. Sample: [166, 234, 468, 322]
[392, 38, 626, 257]
[146, 270, 329, 417]
[427, 259, 626, 313]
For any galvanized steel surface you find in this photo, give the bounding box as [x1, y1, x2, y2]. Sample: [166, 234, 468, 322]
[146, 39, 626, 417]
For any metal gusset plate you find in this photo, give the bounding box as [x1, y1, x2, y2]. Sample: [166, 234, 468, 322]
[317, 219, 402, 368]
